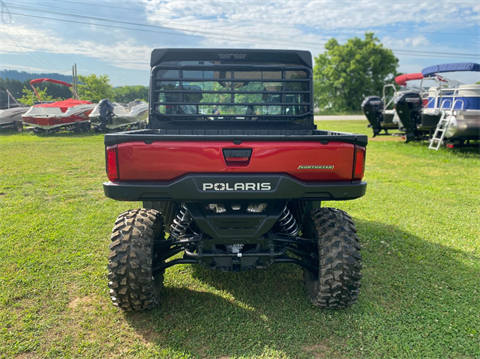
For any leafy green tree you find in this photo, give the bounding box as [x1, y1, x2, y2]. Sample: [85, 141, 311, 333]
[112, 85, 148, 103]
[77, 74, 113, 103]
[18, 87, 60, 106]
[314, 32, 399, 111]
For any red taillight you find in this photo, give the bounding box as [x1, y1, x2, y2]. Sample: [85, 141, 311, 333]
[446, 144, 454, 149]
[106, 145, 119, 182]
[353, 145, 366, 181]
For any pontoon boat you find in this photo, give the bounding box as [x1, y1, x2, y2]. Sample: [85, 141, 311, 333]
[421, 63, 480, 149]
[393, 63, 479, 147]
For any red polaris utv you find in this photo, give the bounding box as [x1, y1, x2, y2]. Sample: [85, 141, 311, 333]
[103, 49, 367, 311]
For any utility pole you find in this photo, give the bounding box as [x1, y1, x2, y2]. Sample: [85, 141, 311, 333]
[72, 65, 75, 94]
[72, 64, 78, 93]
[74, 63, 78, 93]
[72, 63, 79, 99]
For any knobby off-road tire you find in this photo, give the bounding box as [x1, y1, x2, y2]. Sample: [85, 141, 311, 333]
[108, 208, 165, 311]
[302, 208, 362, 309]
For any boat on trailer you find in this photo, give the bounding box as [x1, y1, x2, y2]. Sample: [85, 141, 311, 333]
[89, 99, 148, 132]
[361, 73, 424, 137]
[22, 78, 96, 134]
[0, 87, 29, 132]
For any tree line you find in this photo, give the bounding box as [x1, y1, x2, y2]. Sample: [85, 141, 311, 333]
[0, 70, 72, 83]
[0, 75, 148, 107]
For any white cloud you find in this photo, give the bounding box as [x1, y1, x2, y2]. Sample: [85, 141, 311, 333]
[0, 25, 151, 70]
[139, 0, 479, 36]
[383, 36, 430, 48]
[132, 0, 479, 62]
[0, 63, 48, 73]
[139, 0, 333, 50]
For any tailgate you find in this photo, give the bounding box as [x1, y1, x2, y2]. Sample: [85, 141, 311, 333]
[112, 140, 361, 182]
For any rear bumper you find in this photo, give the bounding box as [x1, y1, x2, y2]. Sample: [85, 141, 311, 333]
[103, 174, 367, 201]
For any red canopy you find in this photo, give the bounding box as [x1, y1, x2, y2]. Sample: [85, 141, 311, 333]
[30, 78, 72, 87]
[35, 99, 92, 113]
[395, 73, 424, 87]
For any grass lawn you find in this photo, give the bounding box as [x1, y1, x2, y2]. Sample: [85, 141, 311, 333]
[314, 110, 364, 116]
[1, 121, 479, 358]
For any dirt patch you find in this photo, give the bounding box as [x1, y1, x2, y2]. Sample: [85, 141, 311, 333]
[195, 345, 213, 358]
[67, 296, 93, 309]
[133, 328, 165, 345]
[15, 352, 37, 359]
[303, 341, 331, 359]
[67, 292, 110, 312]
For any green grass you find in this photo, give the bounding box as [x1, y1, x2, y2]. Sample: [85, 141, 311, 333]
[1, 122, 479, 358]
[314, 110, 364, 116]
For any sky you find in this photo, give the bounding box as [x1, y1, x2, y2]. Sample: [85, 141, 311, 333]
[0, 0, 479, 87]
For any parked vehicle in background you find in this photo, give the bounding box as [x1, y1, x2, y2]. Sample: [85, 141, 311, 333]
[102, 48, 368, 311]
[89, 99, 148, 132]
[22, 79, 95, 134]
[0, 86, 28, 132]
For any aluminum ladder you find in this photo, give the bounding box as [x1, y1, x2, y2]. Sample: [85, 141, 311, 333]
[429, 98, 464, 150]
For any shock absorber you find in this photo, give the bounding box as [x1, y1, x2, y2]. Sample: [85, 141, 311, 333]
[170, 204, 192, 239]
[278, 205, 299, 237]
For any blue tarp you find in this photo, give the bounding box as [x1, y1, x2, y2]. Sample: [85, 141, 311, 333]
[422, 62, 480, 77]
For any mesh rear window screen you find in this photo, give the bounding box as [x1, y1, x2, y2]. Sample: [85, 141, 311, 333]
[152, 67, 311, 121]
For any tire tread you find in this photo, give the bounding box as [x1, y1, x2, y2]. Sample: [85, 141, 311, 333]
[303, 207, 362, 309]
[108, 208, 165, 311]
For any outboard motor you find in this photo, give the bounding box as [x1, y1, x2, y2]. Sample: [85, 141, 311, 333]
[97, 99, 115, 132]
[394, 92, 422, 143]
[361, 96, 384, 137]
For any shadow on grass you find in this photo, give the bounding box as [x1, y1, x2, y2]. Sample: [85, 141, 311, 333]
[124, 219, 479, 358]
[29, 131, 100, 138]
[448, 144, 480, 156]
[404, 139, 480, 156]
[0, 129, 102, 138]
[0, 129, 27, 136]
